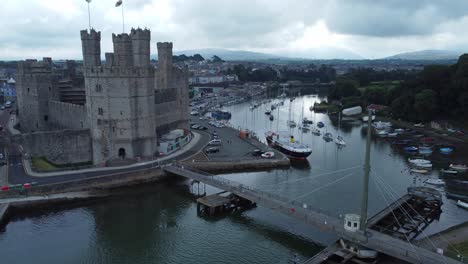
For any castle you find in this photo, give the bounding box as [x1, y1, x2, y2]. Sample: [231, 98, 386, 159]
[16, 28, 189, 165]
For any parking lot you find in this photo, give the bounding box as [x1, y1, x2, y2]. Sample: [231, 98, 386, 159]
[189, 116, 274, 162]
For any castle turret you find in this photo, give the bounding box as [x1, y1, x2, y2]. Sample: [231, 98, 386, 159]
[131, 28, 151, 67]
[157, 42, 173, 89]
[80, 29, 101, 68]
[112, 33, 133, 67]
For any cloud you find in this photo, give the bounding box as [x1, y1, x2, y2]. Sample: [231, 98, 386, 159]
[1, 0, 468, 59]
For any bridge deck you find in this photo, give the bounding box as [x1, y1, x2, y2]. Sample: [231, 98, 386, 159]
[164, 165, 462, 264]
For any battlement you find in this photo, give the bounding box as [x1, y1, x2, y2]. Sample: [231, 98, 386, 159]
[80, 29, 101, 40]
[84, 66, 155, 77]
[130, 28, 151, 40]
[17, 58, 52, 74]
[112, 33, 132, 43]
[157, 42, 173, 49]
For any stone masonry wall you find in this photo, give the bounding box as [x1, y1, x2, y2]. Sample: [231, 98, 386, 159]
[48, 100, 88, 130]
[13, 129, 92, 165]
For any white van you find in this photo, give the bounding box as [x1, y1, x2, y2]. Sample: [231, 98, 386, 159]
[208, 139, 222, 146]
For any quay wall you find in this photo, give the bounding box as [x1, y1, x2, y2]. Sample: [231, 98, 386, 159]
[181, 158, 290, 173]
[12, 129, 92, 165]
[0, 203, 10, 229]
[0, 167, 166, 200]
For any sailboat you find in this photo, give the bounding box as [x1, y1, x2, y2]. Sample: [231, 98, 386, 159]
[299, 100, 310, 132]
[287, 98, 296, 127]
[335, 112, 346, 146]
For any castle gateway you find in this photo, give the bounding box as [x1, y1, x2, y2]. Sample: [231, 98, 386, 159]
[16, 28, 189, 165]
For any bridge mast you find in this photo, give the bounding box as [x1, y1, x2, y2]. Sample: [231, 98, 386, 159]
[360, 109, 373, 231]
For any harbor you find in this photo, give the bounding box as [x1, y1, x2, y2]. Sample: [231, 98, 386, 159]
[0, 93, 467, 263]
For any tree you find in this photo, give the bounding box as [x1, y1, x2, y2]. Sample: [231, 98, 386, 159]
[192, 54, 205, 61]
[329, 77, 360, 100]
[212, 55, 225, 63]
[414, 89, 438, 121]
[391, 95, 413, 120]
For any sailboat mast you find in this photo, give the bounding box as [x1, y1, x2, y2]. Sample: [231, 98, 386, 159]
[360, 109, 373, 231]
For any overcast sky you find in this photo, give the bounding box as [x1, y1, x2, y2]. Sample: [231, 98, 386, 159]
[1, 0, 468, 60]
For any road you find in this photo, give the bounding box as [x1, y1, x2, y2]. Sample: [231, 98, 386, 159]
[0, 109, 211, 185]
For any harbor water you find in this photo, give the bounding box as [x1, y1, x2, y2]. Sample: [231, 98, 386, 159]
[0, 94, 467, 264]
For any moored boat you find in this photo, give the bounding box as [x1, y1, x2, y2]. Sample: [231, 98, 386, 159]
[411, 169, 429, 174]
[457, 200, 468, 210]
[323, 132, 333, 141]
[317, 121, 325, 128]
[311, 127, 321, 135]
[414, 163, 433, 169]
[425, 179, 445, 186]
[449, 164, 468, 172]
[408, 158, 431, 164]
[440, 147, 453, 154]
[265, 131, 312, 159]
[441, 169, 458, 175]
[404, 146, 418, 152]
[335, 136, 346, 146]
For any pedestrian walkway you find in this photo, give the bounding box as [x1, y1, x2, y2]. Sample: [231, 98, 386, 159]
[23, 131, 205, 177]
[7, 114, 20, 135]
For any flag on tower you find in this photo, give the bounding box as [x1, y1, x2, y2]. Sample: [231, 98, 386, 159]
[85, 0, 91, 2]
[115, 0, 123, 7]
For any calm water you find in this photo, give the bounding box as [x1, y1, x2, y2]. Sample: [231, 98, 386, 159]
[1, 94, 467, 263]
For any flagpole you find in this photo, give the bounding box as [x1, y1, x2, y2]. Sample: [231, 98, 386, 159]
[87, 1, 91, 30]
[121, 1, 125, 33]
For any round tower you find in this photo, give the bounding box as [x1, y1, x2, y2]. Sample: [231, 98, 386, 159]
[131, 28, 151, 67]
[80, 29, 101, 68]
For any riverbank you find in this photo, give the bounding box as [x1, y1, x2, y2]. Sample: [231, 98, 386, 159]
[417, 221, 468, 262]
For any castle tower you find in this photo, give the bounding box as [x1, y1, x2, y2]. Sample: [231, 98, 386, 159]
[84, 28, 157, 164]
[131, 28, 151, 67]
[157, 42, 173, 89]
[16, 58, 56, 132]
[112, 33, 133, 67]
[80, 29, 101, 68]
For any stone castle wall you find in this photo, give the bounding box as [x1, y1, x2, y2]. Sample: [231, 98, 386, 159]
[13, 129, 92, 165]
[48, 100, 88, 130]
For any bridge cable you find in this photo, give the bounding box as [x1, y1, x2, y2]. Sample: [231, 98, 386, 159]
[291, 172, 356, 201]
[261, 165, 362, 190]
[371, 176, 423, 263]
[373, 173, 460, 260]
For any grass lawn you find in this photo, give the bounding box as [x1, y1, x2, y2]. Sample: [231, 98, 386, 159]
[447, 241, 468, 263]
[358, 80, 400, 92]
[31, 157, 57, 171]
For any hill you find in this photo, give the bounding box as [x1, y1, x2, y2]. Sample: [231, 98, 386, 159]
[382, 50, 461, 60]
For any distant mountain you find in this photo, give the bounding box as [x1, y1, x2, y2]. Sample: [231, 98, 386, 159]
[152, 47, 364, 61]
[172, 48, 288, 61]
[382, 50, 461, 60]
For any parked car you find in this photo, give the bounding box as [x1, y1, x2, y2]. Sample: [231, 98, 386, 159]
[198, 126, 207, 130]
[252, 149, 265, 157]
[191, 124, 200, 129]
[208, 139, 222, 146]
[205, 147, 220, 154]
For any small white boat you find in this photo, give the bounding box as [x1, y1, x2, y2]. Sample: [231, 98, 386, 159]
[300, 126, 310, 132]
[425, 179, 445, 186]
[414, 163, 432, 168]
[411, 169, 429, 174]
[414, 123, 425, 127]
[261, 151, 275, 158]
[449, 164, 468, 172]
[387, 132, 398, 137]
[457, 200, 468, 210]
[335, 136, 346, 146]
[408, 158, 431, 164]
[441, 169, 458, 174]
[394, 128, 405, 133]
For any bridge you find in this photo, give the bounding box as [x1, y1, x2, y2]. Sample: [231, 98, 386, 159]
[164, 164, 462, 264]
